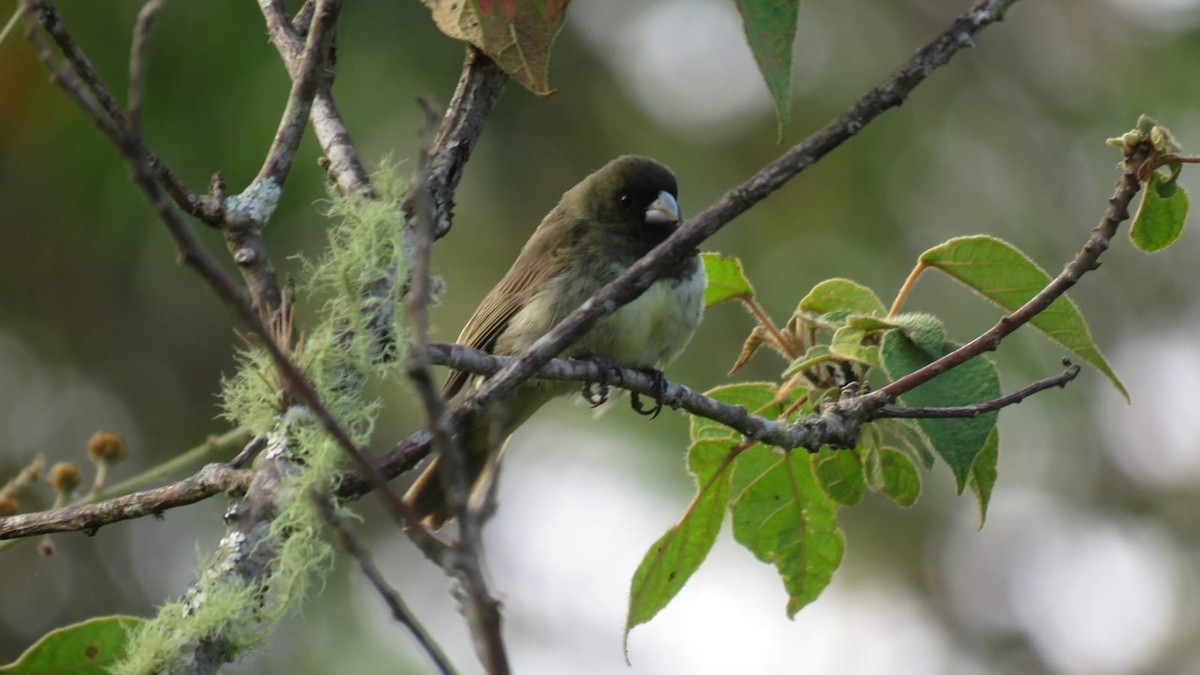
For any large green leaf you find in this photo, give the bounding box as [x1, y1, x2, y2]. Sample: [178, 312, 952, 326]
[1130, 171, 1189, 253]
[967, 427, 999, 527]
[879, 418, 937, 470]
[421, 0, 569, 95]
[798, 278, 886, 316]
[730, 445, 844, 616]
[880, 331, 1000, 491]
[734, 0, 801, 138]
[918, 235, 1127, 401]
[812, 448, 865, 505]
[700, 252, 755, 308]
[876, 447, 921, 507]
[1, 616, 144, 674]
[626, 441, 736, 644]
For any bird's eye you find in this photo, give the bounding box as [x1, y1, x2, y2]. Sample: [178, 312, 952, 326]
[618, 193, 634, 209]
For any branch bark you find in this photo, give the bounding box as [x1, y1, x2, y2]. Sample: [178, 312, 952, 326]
[0, 464, 248, 539]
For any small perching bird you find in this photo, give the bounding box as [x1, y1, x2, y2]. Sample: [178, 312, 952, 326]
[405, 155, 705, 526]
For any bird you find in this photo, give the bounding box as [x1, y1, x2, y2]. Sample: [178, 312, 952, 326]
[405, 155, 705, 527]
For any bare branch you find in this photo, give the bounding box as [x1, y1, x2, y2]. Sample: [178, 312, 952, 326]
[0, 464, 249, 540]
[878, 361, 1082, 419]
[126, 0, 159, 137]
[311, 491, 457, 675]
[407, 46, 509, 240]
[259, 0, 374, 196]
[0, 428, 250, 543]
[220, 0, 343, 323]
[407, 104, 511, 675]
[25, 0, 223, 220]
[253, 0, 337, 190]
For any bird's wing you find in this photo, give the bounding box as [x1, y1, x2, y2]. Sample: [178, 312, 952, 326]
[442, 232, 567, 399]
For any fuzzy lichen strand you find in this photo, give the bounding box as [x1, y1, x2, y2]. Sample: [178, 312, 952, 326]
[118, 163, 413, 673]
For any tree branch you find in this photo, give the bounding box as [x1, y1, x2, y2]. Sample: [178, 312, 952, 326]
[312, 491, 457, 675]
[0, 463, 249, 540]
[260, 0, 374, 196]
[218, 0, 342, 323]
[407, 105, 511, 675]
[878, 361, 1081, 419]
[404, 46, 509, 240]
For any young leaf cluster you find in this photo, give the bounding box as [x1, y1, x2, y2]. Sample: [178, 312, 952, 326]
[626, 212, 1143, 644]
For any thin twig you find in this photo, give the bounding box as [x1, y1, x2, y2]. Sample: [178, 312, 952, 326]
[0, 463, 250, 540]
[867, 139, 1151, 404]
[252, 0, 337, 191]
[404, 46, 509, 240]
[0, 455, 45, 504]
[27, 0, 223, 220]
[407, 102, 469, 525]
[0, 428, 250, 544]
[220, 0, 343, 326]
[407, 103, 511, 675]
[878, 361, 1081, 419]
[126, 0, 159, 138]
[311, 491, 458, 675]
[0, 6, 23, 48]
[259, 0, 374, 196]
[0, 346, 1083, 542]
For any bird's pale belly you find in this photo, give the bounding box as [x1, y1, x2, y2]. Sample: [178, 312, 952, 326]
[575, 269, 705, 368]
[497, 263, 705, 368]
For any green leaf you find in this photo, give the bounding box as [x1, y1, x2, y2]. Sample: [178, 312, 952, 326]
[421, 0, 569, 95]
[782, 344, 832, 379]
[690, 382, 778, 443]
[1130, 171, 1189, 253]
[967, 427, 999, 527]
[734, 0, 800, 138]
[919, 235, 1128, 401]
[885, 313, 946, 353]
[626, 441, 735, 644]
[798, 278, 886, 316]
[701, 252, 755, 307]
[880, 332, 1001, 491]
[730, 445, 844, 616]
[877, 447, 921, 507]
[1, 616, 144, 674]
[829, 324, 882, 369]
[879, 418, 937, 470]
[812, 448, 865, 505]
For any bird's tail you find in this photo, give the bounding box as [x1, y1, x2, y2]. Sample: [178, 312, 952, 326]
[403, 412, 498, 529]
[404, 382, 561, 528]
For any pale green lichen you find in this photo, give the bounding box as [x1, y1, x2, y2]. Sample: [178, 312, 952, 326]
[224, 177, 283, 225]
[114, 162, 412, 674]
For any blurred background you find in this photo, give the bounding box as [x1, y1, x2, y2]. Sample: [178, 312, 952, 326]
[2, 0, 1200, 673]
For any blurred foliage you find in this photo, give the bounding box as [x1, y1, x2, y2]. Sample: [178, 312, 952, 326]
[2, 1, 1200, 673]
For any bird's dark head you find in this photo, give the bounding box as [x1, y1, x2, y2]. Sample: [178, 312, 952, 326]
[563, 155, 681, 244]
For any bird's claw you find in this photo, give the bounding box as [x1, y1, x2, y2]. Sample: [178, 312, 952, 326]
[631, 368, 669, 419]
[581, 355, 623, 407]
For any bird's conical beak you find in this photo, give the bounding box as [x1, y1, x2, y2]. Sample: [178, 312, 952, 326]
[644, 191, 680, 227]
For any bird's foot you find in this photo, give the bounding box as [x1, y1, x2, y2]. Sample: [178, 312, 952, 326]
[581, 355, 623, 407]
[631, 368, 670, 419]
